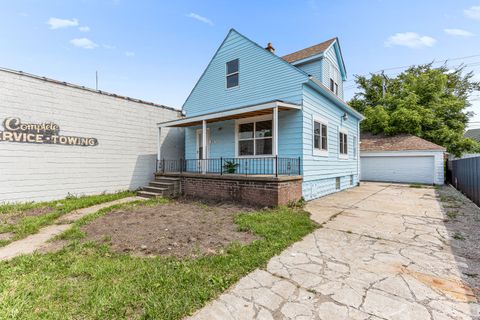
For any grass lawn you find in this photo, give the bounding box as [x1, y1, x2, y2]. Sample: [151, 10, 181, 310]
[0, 191, 134, 247]
[0, 200, 318, 319]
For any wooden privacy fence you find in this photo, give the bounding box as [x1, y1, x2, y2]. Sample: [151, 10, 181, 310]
[448, 156, 480, 206]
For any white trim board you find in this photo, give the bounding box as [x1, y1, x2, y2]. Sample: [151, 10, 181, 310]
[312, 115, 329, 157]
[234, 114, 274, 158]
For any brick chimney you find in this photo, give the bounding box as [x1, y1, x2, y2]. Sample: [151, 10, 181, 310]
[265, 42, 275, 53]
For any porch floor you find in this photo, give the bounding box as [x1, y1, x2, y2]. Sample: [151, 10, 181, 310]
[156, 171, 302, 182]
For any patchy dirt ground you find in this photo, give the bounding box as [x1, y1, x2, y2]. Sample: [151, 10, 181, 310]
[437, 185, 480, 296]
[0, 207, 52, 225]
[0, 207, 52, 241]
[81, 199, 259, 258]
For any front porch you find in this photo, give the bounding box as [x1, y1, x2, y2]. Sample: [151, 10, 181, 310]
[156, 171, 302, 207]
[152, 100, 304, 206]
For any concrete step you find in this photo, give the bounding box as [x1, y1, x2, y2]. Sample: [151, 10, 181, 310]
[139, 175, 181, 198]
[142, 186, 170, 194]
[137, 191, 163, 199]
[149, 181, 174, 188]
[154, 175, 181, 181]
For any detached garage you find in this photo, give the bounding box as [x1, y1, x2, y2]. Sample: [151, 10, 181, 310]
[360, 133, 446, 185]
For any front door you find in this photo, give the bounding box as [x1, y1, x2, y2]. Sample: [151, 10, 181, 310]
[196, 129, 210, 172]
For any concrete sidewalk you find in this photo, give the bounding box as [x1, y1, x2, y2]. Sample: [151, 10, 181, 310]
[187, 183, 480, 320]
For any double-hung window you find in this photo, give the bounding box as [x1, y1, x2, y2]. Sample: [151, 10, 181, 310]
[237, 118, 272, 156]
[226, 59, 239, 88]
[313, 117, 328, 156]
[329, 63, 340, 96]
[330, 78, 339, 96]
[339, 129, 348, 159]
[353, 135, 357, 159]
[330, 78, 335, 92]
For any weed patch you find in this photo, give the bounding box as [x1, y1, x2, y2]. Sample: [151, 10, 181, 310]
[0, 191, 134, 247]
[0, 206, 317, 319]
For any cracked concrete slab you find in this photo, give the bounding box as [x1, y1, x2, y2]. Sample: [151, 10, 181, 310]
[186, 183, 480, 319]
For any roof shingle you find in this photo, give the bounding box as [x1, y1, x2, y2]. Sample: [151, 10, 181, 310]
[465, 129, 480, 142]
[360, 133, 446, 152]
[282, 38, 336, 63]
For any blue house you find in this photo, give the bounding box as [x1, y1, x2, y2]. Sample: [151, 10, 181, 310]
[156, 29, 363, 205]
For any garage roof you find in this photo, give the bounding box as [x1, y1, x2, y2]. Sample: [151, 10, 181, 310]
[465, 128, 480, 142]
[361, 133, 446, 152]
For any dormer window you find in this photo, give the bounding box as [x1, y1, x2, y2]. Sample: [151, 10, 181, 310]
[330, 78, 338, 96]
[226, 59, 239, 88]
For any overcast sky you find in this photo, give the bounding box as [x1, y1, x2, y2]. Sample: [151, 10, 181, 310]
[1, 0, 479, 128]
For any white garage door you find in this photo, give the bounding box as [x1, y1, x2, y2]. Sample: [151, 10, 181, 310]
[361, 156, 435, 184]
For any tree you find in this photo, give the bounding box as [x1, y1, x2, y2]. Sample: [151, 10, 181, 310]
[349, 64, 480, 156]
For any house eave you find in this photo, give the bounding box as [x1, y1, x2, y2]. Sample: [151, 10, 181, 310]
[290, 53, 324, 66]
[158, 100, 301, 127]
[307, 77, 364, 120]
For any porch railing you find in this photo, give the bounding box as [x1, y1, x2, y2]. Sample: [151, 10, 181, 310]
[157, 156, 301, 177]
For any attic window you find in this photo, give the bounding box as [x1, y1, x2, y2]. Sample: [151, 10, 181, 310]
[330, 78, 338, 96]
[226, 59, 239, 88]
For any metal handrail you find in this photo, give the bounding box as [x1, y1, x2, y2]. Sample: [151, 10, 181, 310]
[157, 156, 301, 176]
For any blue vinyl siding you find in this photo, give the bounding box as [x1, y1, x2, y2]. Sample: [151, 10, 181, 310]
[296, 60, 322, 82]
[183, 29, 307, 117]
[301, 84, 360, 200]
[321, 45, 344, 99]
[185, 109, 302, 161]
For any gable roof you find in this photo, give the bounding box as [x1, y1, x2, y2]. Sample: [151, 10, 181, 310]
[181, 28, 309, 111]
[465, 128, 480, 142]
[361, 133, 446, 152]
[181, 29, 360, 118]
[282, 38, 336, 63]
[282, 37, 347, 81]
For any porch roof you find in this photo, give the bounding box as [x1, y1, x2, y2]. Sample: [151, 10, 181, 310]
[157, 100, 301, 128]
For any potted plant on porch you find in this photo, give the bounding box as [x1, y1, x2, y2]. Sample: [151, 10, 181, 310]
[223, 160, 239, 174]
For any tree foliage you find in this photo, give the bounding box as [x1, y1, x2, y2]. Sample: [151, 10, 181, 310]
[349, 64, 480, 156]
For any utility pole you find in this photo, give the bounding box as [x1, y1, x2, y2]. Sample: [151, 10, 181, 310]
[95, 71, 98, 90]
[381, 70, 386, 98]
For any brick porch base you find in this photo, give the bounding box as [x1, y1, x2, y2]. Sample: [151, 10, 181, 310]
[157, 173, 302, 207]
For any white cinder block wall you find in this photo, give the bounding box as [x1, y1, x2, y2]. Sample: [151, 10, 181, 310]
[0, 69, 184, 203]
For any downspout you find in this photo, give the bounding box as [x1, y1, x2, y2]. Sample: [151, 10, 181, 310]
[157, 126, 162, 172]
[357, 120, 362, 185]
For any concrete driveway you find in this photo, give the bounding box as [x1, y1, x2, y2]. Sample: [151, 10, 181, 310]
[189, 183, 480, 320]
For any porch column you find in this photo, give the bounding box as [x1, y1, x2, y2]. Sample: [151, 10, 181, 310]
[272, 107, 278, 175]
[273, 106, 278, 156]
[157, 126, 162, 172]
[202, 120, 207, 174]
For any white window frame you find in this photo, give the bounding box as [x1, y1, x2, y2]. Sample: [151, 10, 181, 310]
[226, 59, 239, 89]
[328, 61, 340, 96]
[235, 114, 273, 158]
[339, 127, 348, 159]
[312, 116, 328, 157]
[352, 134, 358, 159]
[335, 177, 341, 190]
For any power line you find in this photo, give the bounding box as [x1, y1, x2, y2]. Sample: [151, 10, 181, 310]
[342, 62, 480, 92]
[374, 53, 480, 73]
[343, 54, 480, 84]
